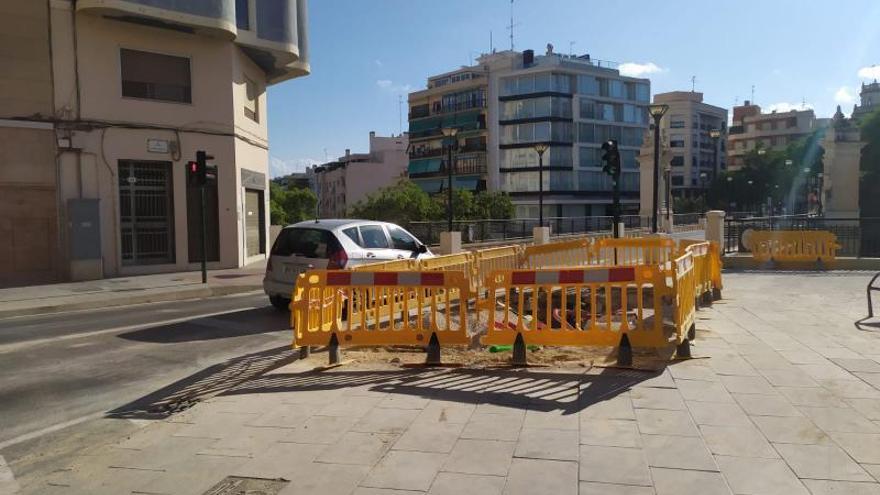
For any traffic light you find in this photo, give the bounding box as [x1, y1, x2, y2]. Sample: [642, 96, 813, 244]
[600, 139, 620, 178]
[188, 151, 215, 187]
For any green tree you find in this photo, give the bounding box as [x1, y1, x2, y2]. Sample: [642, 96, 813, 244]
[270, 182, 317, 225]
[474, 191, 515, 219]
[706, 130, 825, 214]
[860, 109, 880, 216]
[349, 179, 442, 224]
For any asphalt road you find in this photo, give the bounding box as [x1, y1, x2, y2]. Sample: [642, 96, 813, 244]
[0, 292, 292, 451]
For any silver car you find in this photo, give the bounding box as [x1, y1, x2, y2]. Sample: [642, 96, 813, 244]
[263, 219, 434, 310]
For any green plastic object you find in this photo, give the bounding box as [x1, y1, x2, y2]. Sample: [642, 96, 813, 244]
[488, 344, 539, 353]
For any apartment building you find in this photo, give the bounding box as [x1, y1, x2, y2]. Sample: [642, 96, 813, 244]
[408, 46, 650, 218]
[314, 132, 408, 217]
[407, 68, 488, 195]
[649, 91, 727, 198]
[727, 101, 816, 170]
[0, 0, 309, 287]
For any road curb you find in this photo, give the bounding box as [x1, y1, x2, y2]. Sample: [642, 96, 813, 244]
[0, 284, 263, 319]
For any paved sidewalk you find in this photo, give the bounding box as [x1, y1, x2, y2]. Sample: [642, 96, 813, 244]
[0, 262, 266, 318]
[17, 271, 880, 494]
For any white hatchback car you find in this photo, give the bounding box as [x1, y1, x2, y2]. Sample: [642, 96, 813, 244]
[263, 219, 434, 310]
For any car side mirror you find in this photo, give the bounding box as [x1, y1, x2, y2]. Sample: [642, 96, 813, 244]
[416, 244, 428, 254]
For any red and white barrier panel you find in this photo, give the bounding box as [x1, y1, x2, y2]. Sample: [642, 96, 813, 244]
[325, 271, 447, 287]
[509, 267, 636, 285]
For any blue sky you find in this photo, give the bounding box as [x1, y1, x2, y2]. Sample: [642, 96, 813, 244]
[267, 0, 880, 177]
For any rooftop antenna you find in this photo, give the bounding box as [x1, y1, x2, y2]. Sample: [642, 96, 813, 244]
[398, 95, 403, 135]
[691, 75, 696, 92]
[801, 96, 806, 109]
[569, 40, 576, 57]
[751, 84, 755, 104]
[507, 0, 520, 51]
[490, 30, 494, 53]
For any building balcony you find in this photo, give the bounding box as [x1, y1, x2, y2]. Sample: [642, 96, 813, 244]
[408, 154, 487, 178]
[409, 100, 487, 120]
[77, 0, 309, 83]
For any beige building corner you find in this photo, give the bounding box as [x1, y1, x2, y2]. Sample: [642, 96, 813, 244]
[821, 107, 864, 219]
[0, 0, 310, 287]
[314, 132, 409, 218]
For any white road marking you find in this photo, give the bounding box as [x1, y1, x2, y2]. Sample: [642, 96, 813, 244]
[0, 412, 106, 451]
[0, 307, 260, 354]
[0, 455, 19, 495]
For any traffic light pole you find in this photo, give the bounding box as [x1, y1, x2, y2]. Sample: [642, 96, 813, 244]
[612, 170, 621, 238]
[200, 184, 208, 284]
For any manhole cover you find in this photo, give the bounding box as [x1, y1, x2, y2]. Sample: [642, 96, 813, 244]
[202, 476, 289, 495]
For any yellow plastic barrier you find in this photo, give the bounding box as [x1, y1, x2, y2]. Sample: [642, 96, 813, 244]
[678, 239, 723, 301]
[671, 251, 697, 346]
[708, 241, 723, 298]
[351, 258, 417, 271]
[591, 237, 677, 268]
[293, 270, 472, 362]
[472, 245, 522, 295]
[749, 230, 840, 264]
[521, 238, 593, 269]
[478, 265, 690, 363]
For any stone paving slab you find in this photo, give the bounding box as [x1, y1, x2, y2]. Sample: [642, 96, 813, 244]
[13, 272, 880, 495]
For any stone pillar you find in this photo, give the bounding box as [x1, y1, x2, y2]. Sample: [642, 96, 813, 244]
[706, 210, 725, 246]
[616, 222, 625, 238]
[533, 226, 550, 245]
[439, 231, 461, 254]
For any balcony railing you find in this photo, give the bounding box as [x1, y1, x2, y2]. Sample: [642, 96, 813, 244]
[409, 100, 487, 120]
[409, 148, 444, 159]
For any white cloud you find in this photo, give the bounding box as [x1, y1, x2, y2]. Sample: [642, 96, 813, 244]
[771, 68, 782, 76]
[834, 86, 855, 105]
[765, 102, 813, 113]
[858, 65, 880, 80]
[269, 156, 320, 178]
[617, 62, 666, 78]
[374, 59, 383, 67]
[376, 79, 412, 93]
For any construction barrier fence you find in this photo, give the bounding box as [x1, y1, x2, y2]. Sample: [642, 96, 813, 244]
[291, 235, 722, 365]
[747, 230, 840, 264]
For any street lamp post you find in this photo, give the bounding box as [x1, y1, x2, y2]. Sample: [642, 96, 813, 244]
[665, 165, 673, 230]
[648, 104, 669, 233]
[533, 143, 550, 228]
[708, 129, 721, 206]
[441, 127, 459, 232]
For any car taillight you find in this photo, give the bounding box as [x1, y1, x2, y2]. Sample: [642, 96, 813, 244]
[327, 249, 348, 269]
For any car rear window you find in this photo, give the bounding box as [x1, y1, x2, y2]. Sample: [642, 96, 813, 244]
[271, 228, 340, 258]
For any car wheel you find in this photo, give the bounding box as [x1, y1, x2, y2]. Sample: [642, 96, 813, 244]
[270, 295, 290, 311]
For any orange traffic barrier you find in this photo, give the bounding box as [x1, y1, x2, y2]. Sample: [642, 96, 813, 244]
[292, 270, 471, 364]
[671, 251, 697, 351]
[478, 265, 689, 365]
[748, 230, 840, 264]
[591, 237, 677, 268]
[521, 238, 593, 269]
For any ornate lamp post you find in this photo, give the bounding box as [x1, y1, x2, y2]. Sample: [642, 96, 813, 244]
[648, 104, 669, 233]
[441, 127, 459, 231]
[533, 142, 550, 227]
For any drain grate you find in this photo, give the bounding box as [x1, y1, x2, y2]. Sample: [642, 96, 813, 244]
[202, 476, 289, 495]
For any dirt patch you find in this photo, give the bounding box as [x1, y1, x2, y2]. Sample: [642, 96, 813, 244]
[334, 344, 667, 370]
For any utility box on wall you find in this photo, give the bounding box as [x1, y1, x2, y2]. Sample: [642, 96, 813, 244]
[67, 198, 103, 280]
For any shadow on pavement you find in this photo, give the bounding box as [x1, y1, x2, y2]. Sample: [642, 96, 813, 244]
[116, 307, 289, 343]
[106, 345, 298, 419]
[220, 365, 664, 415]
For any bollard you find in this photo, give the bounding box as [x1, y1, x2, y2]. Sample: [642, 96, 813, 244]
[705, 211, 725, 248]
